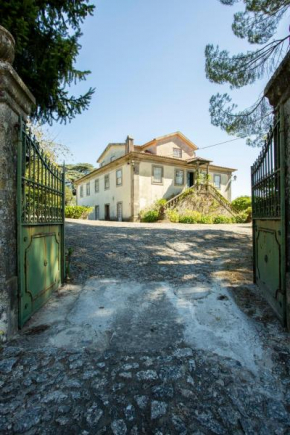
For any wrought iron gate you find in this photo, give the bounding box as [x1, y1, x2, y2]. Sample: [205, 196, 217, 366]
[251, 111, 286, 324]
[17, 120, 65, 328]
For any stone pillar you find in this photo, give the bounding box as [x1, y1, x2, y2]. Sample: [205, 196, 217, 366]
[264, 52, 290, 330]
[0, 26, 35, 342]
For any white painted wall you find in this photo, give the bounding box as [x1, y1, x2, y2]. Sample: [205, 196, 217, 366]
[208, 171, 232, 202]
[138, 163, 232, 210]
[77, 162, 132, 220]
[146, 136, 195, 160]
[99, 144, 126, 167]
[138, 162, 185, 210]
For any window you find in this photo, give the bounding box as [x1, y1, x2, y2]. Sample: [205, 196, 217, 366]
[101, 162, 105, 167]
[110, 156, 115, 162]
[105, 174, 110, 190]
[95, 179, 99, 193]
[80, 185, 83, 198]
[152, 166, 163, 184]
[214, 174, 221, 189]
[175, 169, 184, 185]
[86, 182, 90, 196]
[116, 169, 122, 186]
[173, 148, 182, 158]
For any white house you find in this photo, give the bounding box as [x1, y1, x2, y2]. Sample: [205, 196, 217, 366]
[75, 132, 236, 221]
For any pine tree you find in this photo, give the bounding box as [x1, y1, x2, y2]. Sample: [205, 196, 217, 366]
[205, 0, 290, 146]
[0, 1, 95, 124]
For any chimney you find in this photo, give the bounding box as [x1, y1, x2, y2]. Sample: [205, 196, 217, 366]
[126, 135, 134, 154]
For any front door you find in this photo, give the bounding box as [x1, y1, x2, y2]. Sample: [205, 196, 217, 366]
[105, 204, 110, 221]
[95, 205, 99, 220]
[117, 202, 123, 222]
[187, 171, 194, 187]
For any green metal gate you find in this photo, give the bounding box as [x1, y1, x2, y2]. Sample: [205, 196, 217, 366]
[251, 110, 286, 324]
[17, 120, 65, 328]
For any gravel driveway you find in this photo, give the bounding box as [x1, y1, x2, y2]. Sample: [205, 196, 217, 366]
[0, 220, 289, 434]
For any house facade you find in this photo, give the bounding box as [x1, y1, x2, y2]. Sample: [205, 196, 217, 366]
[75, 132, 236, 221]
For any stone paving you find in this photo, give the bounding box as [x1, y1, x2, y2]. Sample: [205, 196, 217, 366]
[1, 220, 290, 434]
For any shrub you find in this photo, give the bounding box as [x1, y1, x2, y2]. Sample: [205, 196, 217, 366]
[233, 212, 248, 223]
[139, 198, 167, 222]
[179, 210, 202, 224]
[166, 209, 179, 223]
[155, 199, 167, 209]
[231, 196, 251, 212]
[199, 215, 214, 224]
[140, 209, 159, 222]
[245, 206, 252, 222]
[213, 215, 233, 224]
[65, 205, 93, 219]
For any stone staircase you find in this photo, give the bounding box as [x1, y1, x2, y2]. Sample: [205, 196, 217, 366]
[164, 183, 238, 217]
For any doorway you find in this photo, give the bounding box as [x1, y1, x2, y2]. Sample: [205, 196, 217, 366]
[105, 204, 110, 221]
[95, 205, 99, 220]
[117, 202, 123, 222]
[187, 171, 195, 187]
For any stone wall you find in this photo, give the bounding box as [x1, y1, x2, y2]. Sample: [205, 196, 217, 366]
[0, 26, 35, 342]
[174, 190, 233, 218]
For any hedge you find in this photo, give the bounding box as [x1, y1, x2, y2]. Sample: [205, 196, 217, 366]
[65, 205, 93, 219]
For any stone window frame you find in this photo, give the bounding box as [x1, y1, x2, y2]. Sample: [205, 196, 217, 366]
[213, 174, 221, 189]
[86, 182, 90, 196]
[174, 169, 185, 186]
[116, 168, 122, 187]
[80, 185, 83, 198]
[173, 148, 182, 158]
[104, 174, 110, 190]
[95, 179, 99, 193]
[152, 165, 163, 185]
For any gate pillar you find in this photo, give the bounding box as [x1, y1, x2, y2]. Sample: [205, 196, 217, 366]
[264, 52, 290, 330]
[0, 26, 35, 342]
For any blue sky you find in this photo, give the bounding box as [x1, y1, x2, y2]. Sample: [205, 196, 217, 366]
[47, 0, 288, 199]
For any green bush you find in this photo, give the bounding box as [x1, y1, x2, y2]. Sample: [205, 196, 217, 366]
[166, 209, 179, 223]
[141, 210, 159, 222]
[179, 210, 202, 224]
[155, 198, 167, 208]
[213, 215, 233, 224]
[245, 206, 252, 222]
[65, 205, 93, 219]
[139, 198, 167, 222]
[231, 196, 251, 212]
[233, 212, 247, 223]
[199, 215, 214, 224]
[140, 210, 159, 222]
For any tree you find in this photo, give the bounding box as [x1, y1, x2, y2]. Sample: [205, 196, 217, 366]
[205, 0, 290, 146]
[231, 195, 251, 211]
[65, 186, 74, 205]
[0, 1, 95, 124]
[65, 163, 95, 192]
[26, 119, 71, 163]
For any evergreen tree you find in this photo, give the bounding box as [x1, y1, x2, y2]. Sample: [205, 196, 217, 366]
[0, 1, 95, 124]
[205, 0, 290, 146]
[65, 163, 95, 192]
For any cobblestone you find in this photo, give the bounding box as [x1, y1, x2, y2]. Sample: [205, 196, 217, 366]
[0, 220, 290, 433]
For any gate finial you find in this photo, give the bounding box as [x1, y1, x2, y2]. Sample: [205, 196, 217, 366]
[0, 25, 15, 64]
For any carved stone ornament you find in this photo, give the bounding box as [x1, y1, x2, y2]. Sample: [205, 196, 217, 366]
[0, 25, 15, 64]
